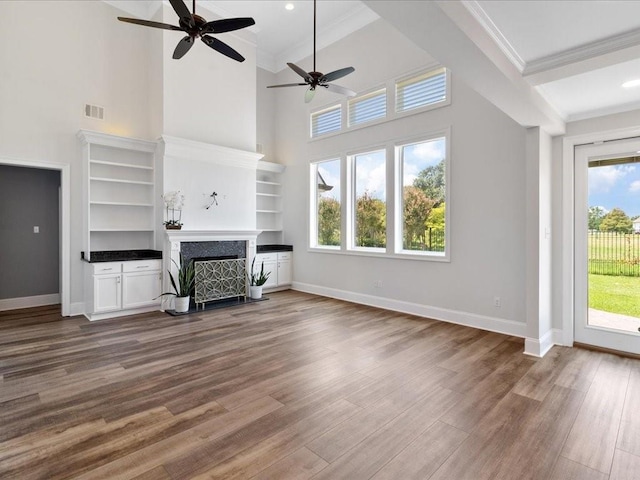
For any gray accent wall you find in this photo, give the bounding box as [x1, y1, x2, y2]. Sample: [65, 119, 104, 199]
[0, 165, 60, 300]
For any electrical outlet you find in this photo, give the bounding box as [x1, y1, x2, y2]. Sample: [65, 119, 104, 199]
[494, 296, 501, 307]
[33, 226, 39, 233]
[374, 280, 383, 288]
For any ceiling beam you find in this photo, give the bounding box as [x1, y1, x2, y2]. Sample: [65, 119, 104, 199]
[363, 0, 565, 135]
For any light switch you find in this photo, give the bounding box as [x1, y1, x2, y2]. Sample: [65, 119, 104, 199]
[33, 226, 39, 233]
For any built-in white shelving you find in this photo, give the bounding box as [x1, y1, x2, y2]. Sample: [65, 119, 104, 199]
[79, 130, 157, 260]
[256, 161, 286, 243]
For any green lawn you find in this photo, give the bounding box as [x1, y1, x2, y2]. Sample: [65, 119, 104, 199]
[589, 274, 640, 318]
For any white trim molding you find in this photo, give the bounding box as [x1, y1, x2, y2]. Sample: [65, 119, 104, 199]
[562, 125, 640, 348]
[524, 329, 563, 358]
[158, 135, 263, 170]
[0, 294, 61, 312]
[0, 156, 71, 316]
[461, 1, 525, 73]
[293, 282, 527, 339]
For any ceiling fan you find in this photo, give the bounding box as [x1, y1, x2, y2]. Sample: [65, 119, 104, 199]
[117, 0, 255, 61]
[267, 0, 356, 103]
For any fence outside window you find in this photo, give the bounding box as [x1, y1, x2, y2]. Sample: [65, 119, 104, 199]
[588, 231, 640, 277]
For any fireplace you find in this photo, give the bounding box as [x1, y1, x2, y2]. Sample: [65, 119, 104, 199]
[163, 230, 260, 312]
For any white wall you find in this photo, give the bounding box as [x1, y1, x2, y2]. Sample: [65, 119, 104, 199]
[256, 68, 278, 162]
[275, 20, 528, 335]
[0, 1, 154, 307]
[160, 5, 257, 151]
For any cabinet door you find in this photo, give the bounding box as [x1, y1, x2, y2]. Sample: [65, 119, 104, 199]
[94, 274, 122, 313]
[263, 260, 278, 289]
[277, 254, 292, 286]
[122, 271, 162, 310]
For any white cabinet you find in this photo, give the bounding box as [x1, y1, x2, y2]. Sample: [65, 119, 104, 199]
[256, 161, 286, 244]
[78, 130, 157, 260]
[94, 273, 122, 313]
[85, 260, 162, 320]
[255, 252, 292, 291]
[277, 252, 292, 286]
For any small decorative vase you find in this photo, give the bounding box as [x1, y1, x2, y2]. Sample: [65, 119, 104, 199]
[249, 286, 263, 300]
[174, 296, 190, 313]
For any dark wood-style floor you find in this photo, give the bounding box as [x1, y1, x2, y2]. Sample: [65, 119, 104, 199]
[1, 291, 639, 480]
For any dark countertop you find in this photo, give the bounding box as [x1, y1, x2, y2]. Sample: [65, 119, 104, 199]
[82, 249, 163, 263]
[257, 244, 293, 253]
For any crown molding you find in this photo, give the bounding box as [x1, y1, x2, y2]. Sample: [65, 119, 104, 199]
[524, 27, 640, 78]
[461, 1, 525, 73]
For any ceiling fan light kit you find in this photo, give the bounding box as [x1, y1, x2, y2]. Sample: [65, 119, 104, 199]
[117, 0, 255, 61]
[267, 0, 356, 102]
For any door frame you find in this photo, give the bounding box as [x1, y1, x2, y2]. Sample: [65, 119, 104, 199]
[562, 125, 640, 347]
[0, 156, 70, 316]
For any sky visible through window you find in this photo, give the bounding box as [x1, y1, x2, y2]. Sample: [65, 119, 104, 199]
[589, 163, 640, 217]
[402, 138, 446, 186]
[355, 151, 386, 200]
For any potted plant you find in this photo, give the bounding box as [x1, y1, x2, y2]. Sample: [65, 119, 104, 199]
[158, 254, 195, 313]
[162, 191, 184, 230]
[247, 256, 270, 299]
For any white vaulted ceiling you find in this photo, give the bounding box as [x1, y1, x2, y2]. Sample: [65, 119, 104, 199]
[104, 0, 640, 123]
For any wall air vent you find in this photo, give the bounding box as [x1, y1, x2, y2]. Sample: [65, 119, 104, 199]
[84, 104, 104, 120]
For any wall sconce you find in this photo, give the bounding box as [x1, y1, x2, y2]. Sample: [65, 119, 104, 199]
[205, 191, 218, 209]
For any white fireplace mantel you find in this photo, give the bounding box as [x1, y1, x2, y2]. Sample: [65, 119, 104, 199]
[165, 229, 262, 245]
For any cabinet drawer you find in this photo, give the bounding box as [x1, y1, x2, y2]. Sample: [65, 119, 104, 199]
[255, 253, 277, 263]
[277, 252, 291, 261]
[92, 262, 122, 274]
[122, 259, 162, 272]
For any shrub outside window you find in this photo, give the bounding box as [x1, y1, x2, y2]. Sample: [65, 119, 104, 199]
[352, 150, 387, 249]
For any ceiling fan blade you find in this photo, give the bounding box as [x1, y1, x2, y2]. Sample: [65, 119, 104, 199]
[169, 0, 194, 28]
[287, 63, 313, 82]
[324, 83, 357, 97]
[202, 17, 256, 34]
[173, 36, 194, 59]
[305, 88, 316, 103]
[321, 66, 355, 83]
[267, 83, 308, 88]
[117, 17, 183, 31]
[201, 35, 245, 62]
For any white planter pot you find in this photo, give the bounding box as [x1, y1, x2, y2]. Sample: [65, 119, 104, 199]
[174, 296, 190, 313]
[249, 286, 263, 299]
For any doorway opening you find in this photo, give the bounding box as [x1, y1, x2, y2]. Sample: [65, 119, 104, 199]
[574, 139, 640, 355]
[0, 159, 70, 316]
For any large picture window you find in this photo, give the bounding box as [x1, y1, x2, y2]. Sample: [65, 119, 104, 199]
[311, 159, 341, 248]
[352, 150, 387, 249]
[398, 136, 447, 255]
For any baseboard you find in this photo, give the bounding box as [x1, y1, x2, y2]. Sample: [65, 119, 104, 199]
[0, 293, 60, 311]
[85, 305, 160, 321]
[292, 282, 527, 338]
[524, 328, 562, 357]
[69, 302, 86, 317]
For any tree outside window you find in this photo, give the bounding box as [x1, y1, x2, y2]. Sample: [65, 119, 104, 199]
[314, 159, 341, 247]
[399, 138, 446, 252]
[353, 151, 386, 248]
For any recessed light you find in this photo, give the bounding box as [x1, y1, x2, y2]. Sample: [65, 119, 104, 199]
[285, 3, 295, 10]
[622, 79, 640, 88]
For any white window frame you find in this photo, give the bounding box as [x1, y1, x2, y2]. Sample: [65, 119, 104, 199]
[347, 87, 387, 128]
[347, 147, 388, 253]
[309, 158, 342, 250]
[395, 67, 450, 116]
[310, 104, 342, 138]
[394, 129, 451, 260]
